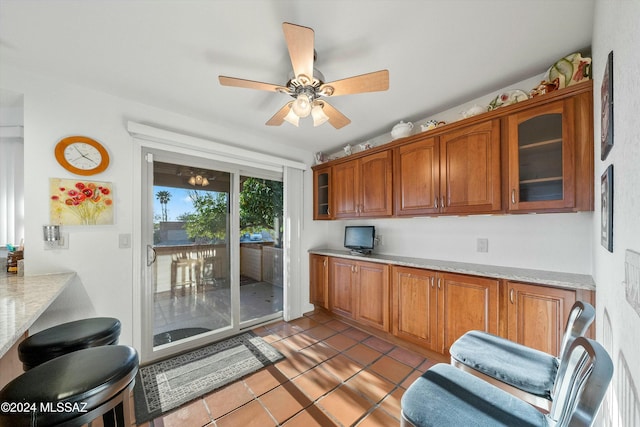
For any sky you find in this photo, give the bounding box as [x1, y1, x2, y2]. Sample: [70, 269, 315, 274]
[153, 186, 196, 221]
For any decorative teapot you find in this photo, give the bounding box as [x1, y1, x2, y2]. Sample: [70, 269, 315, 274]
[391, 121, 413, 139]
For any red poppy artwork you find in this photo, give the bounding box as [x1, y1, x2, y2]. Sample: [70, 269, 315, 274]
[50, 178, 114, 225]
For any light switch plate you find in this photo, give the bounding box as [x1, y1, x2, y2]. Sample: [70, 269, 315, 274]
[119, 233, 131, 249]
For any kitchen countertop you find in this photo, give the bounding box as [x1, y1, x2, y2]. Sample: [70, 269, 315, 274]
[0, 272, 75, 357]
[309, 249, 595, 291]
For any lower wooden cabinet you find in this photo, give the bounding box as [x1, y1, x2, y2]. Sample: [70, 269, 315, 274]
[309, 254, 329, 309]
[391, 266, 499, 354]
[329, 257, 390, 331]
[506, 281, 591, 357]
[391, 267, 438, 350]
[313, 255, 592, 358]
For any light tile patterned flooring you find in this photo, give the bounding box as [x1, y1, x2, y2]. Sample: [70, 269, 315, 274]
[135, 311, 438, 427]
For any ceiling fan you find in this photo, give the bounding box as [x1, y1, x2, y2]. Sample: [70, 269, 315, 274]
[218, 22, 389, 129]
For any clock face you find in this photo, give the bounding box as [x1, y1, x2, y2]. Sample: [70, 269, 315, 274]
[64, 143, 103, 170]
[55, 136, 110, 176]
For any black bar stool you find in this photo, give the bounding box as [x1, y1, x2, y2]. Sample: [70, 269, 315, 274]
[0, 345, 138, 427]
[18, 317, 121, 371]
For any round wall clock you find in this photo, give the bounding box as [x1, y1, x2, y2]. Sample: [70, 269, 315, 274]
[55, 136, 110, 176]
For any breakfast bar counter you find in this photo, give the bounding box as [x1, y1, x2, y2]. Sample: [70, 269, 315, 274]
[0, 272, 75, 358]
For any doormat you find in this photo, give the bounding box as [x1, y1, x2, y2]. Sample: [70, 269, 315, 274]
[133, 331, 283, 423]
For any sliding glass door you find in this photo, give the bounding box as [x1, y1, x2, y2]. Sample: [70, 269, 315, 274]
[141, 149, 283, 362]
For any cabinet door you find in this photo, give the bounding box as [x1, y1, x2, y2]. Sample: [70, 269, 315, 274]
[507, 99, 575, 211]
[439, 272, 499, 354]
[329, 258, 355, 318]
[507, 281, 575, 356]
[439, 119, 501, 214]
[332, 160, 360, 218]
[391, 266, 437, 349]
[313, 167, 332, 220]
[359, 150, 393, 217]
[309, 255, 328, 308]
[355, 261, 390, 331]
[394, 137, 440, 216]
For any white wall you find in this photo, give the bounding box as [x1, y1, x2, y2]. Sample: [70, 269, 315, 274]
[592, 1, 640, 425]
[0, 64, 313, 346]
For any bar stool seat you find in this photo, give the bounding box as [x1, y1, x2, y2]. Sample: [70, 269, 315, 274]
[18, 317, 121, 370]
[0, 345, 139, 427]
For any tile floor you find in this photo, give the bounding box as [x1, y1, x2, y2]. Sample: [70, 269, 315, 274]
[135, 311, 438, 427]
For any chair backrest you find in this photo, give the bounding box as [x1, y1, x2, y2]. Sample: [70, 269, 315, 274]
[559, 301, 596, 359]
[547, 337, 613, 427]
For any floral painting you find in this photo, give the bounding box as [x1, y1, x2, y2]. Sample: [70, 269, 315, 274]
[50, 178, 114, 225]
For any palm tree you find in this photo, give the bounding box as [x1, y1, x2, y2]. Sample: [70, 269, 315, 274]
[156, 190, 172, 222]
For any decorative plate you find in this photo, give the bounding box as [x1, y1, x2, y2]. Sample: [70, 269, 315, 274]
[488, 90, 529, 111]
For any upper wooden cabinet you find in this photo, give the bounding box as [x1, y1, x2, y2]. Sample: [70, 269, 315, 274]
[394, 137, 440, 216]
[506, 89, 593, 212]
[333, 150, 393, 218]
[313, 166, 332, 220]
[311, 80, 593, 219]
[393, 119, 501, 216]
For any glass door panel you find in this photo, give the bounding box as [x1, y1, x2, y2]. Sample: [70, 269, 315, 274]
[152, 160, 232, 347]
[517, 113, 563, 202]
[239, 176, 283, 325]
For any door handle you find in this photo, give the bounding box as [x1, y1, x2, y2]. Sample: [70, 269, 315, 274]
[146, 245, 157, 266]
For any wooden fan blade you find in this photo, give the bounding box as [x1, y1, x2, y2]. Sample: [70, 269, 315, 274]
[266, 102, 292, 126]
[321, 101, 351, 129]
[320, 70, 389, 97]
[282, 22, 314, 84]
[219, 76, 284, 92]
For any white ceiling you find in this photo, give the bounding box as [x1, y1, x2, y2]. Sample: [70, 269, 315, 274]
[0, 0, 595, 154]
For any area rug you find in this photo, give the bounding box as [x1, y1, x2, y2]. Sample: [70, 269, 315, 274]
[133, 331, 284, 423]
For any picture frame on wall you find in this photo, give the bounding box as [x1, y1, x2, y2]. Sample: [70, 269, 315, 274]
[601, 50, 614, 161]
[601, 164, 613, 252]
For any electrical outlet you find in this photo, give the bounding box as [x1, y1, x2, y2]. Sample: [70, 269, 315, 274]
[376, 234, 383, 246]
[477, 238, 488, 253]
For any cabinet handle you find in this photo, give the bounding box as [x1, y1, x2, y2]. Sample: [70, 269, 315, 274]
[434, 197, 438, 209]
[354, 265, 358, 273]
[327, 207, 330, 215]
[509, 288, 515, 304]
[323, 259, 327, 267]
[437, 278, 441, 289]
[441, 196, 445, 208]
[430, 277, 434, 288]
[511, 189, 516, 205]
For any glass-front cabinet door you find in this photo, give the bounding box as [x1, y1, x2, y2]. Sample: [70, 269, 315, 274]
[313, 166, 332, 220]
[507, 99, 575, 211]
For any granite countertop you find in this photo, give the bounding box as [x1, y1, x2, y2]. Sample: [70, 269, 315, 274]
[309, 249, 595, 291]
[0, 272, 75, 357]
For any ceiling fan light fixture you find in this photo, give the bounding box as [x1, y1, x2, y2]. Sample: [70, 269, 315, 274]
[312, 102, 329, 127]
[188, 176, 196, 185]
[292, 92, 313, 117]
[283, 107, 300, 126]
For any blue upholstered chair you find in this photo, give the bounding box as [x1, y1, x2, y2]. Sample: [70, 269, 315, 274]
[401, 336, 613, 427]
[449, 300, 595, 411]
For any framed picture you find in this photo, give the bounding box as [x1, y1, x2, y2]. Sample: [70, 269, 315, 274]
[601, 164, 613, 252]
[601, 51, 614, 161]
[50, 178, 114, 226]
